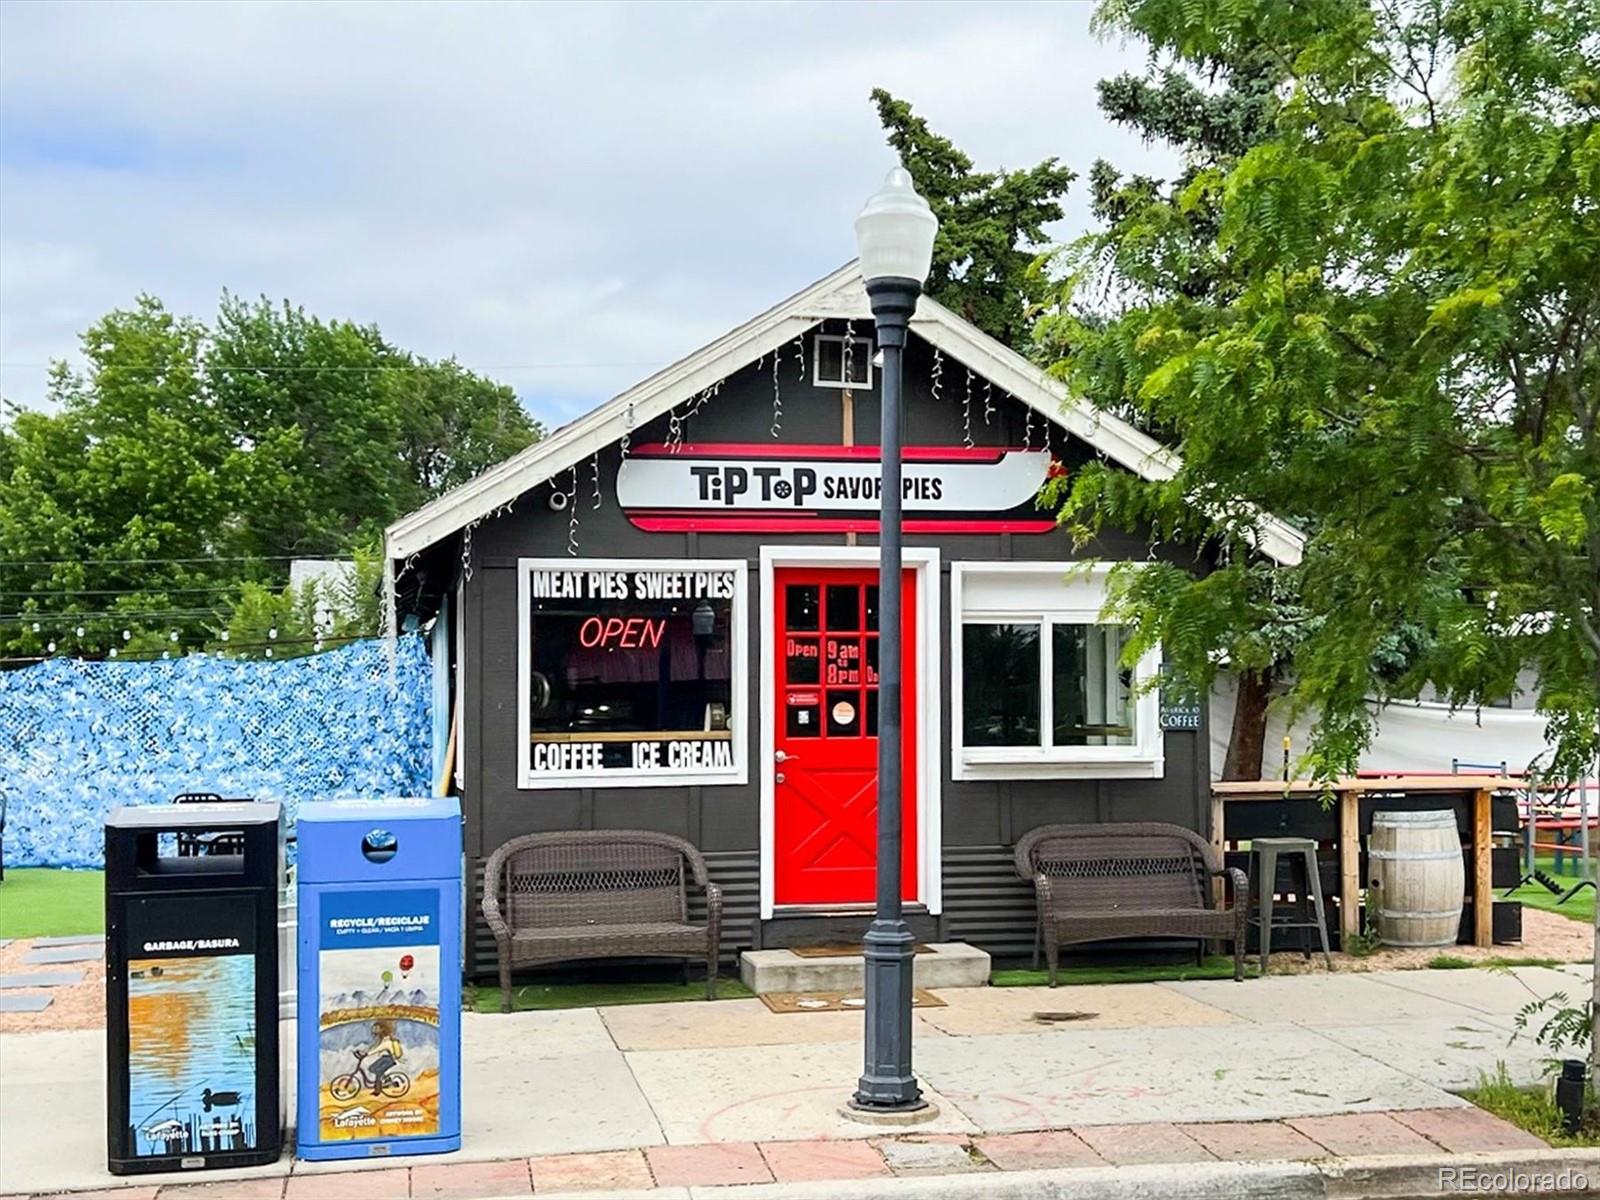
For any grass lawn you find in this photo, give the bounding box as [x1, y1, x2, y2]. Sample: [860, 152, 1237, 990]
[992, 955, 1254, 987]
[0, 868, 104, 939]
[1506, 856, 1596, 925]
[1465, 1065, 1600, 1147]
[465, 977, 754, 1013]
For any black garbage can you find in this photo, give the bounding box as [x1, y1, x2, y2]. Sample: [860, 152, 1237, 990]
[105, 801, 284, 1175]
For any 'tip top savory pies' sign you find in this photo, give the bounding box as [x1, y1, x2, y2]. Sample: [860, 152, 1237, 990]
[616, 443, 1057, 534]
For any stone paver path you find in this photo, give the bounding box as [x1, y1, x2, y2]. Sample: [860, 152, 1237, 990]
[0, 993, 53, 1013]
[0, 970, 82, 990]
[20, 946, 103, 966]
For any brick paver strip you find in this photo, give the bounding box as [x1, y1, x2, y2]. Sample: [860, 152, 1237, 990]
[0, 991, 54, 1012]
[1287, 1112, 1443, 1156]
[528, 1149, 654, 1193]
[1183, 1120, 1326, 1161]
[974, 1130, 1104, 1171]
[411, 1157, 531, 1198]
[646, 1142, 773, 1187]
[1392, 1106, 1549, 1152]
[157, 1178, 288, 1199]
[759, 1139, 891, 1182]
[35, 1189, 161, 1200]
[0, 970, 83, 989]
[1074, 1122, 1216, 1165]
[283, 1167, 411, 1199]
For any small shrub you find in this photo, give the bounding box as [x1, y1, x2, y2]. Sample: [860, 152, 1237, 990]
[1428, 954, 1473, 970]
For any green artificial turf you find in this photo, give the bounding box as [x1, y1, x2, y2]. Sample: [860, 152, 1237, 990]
[991, 955, 1254, 987]
[0, 868, 105, 939]
[1505, 856, 1596, 925]
[466, 977, 755, 1013]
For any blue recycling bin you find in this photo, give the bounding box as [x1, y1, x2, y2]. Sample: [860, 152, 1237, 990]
[295, 798, 462, 1160]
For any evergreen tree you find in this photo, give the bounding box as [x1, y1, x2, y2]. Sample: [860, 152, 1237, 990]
[872, 89, 1075, 348]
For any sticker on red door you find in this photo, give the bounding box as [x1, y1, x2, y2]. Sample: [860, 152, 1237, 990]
[772, 568, 916, 906]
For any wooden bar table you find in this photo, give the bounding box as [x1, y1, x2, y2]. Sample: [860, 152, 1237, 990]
[1210, 776, 1500, 949]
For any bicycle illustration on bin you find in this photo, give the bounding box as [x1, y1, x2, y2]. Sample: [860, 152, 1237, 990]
[329, 1021, 410, 1101]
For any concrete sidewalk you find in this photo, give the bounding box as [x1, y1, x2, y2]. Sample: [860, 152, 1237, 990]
[0, 964, 1589, 1197]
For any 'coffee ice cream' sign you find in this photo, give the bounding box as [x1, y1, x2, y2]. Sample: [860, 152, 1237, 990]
[616, 443, 1057, 534]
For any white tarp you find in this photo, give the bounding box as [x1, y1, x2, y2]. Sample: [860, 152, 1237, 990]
[1208, 673, 1558, 780]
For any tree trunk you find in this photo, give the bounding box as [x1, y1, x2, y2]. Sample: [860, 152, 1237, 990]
[1222, 668, 1272, 782]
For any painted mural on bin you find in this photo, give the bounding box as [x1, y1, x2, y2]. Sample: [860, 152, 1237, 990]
[317, 888, 441, 1140]
[127, 953, 258, 1157]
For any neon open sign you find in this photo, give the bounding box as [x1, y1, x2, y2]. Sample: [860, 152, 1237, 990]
[577, 616, 667, 649]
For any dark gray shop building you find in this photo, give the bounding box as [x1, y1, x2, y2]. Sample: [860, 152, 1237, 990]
[385, 263, 1304, 974]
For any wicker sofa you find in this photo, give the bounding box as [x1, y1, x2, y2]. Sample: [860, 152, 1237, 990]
[1014, 821, 1249, 984]
[481, 829, 723, 1011]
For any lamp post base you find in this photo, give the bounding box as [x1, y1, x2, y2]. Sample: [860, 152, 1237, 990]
[839, 1098, 941, 1126]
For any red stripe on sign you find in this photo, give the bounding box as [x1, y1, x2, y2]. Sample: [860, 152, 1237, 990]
[626, 514, 1058, 534]
[626, 443, 1013, 463]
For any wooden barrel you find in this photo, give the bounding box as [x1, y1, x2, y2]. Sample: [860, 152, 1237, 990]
[1369, 810, 1465, 947]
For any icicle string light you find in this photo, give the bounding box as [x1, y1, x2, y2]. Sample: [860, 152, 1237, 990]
[666, 404, 683, 453]
[931, 347, 944, 402]
[843, 324, 855, 388]
[621, 402, 634, 460]
[983, 378, 994, 425]
[962, 366, 974, 449]
[794, 334, 805, 381]
[1023, 405, 1035, 452]
[770, 348, 783, 439]
[566, 466, 580, 556]
[591, 451, 602, 510]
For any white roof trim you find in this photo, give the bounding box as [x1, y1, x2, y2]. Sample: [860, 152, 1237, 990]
[386, 262, 1305, 567]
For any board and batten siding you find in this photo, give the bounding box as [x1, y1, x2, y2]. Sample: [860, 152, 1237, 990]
[455, 331, 1212, 973]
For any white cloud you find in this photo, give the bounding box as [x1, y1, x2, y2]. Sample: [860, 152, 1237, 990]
[0, 0, 1177, 425]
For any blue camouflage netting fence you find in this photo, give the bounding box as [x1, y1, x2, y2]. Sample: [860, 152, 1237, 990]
[0, 637, 432, 868]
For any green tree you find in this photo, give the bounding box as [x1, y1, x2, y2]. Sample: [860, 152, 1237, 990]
[872, 88, 1076, 348]
[1050, 39, 1293, 778]
[0, 295, 540, 661]
[1044, 0, 1600, 790]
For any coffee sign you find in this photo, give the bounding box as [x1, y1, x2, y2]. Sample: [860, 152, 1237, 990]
[616, 443, 1057, 534]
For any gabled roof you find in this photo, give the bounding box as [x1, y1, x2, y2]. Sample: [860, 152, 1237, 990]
[385, 262, 1305, 567]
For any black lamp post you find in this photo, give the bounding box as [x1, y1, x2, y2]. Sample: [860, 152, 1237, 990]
[850, 166, 938, 1116]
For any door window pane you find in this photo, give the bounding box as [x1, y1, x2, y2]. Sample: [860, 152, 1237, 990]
[825, 585, 860, 631]
[1052, 624, 1135, 746]
[786, 693, 821, 738]
[785, 636, 820, 685]
[825, 637, 862, 685]
[961, 623, 1041, 746]
[786, 585, 819, 631]
[827, 690, 861, 737]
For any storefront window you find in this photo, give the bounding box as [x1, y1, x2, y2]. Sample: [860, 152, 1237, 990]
[518, 560, 747, 787]
[951, 563, 1162, 779]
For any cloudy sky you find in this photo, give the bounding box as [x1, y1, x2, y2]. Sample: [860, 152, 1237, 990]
[0, 1, 1176, 428]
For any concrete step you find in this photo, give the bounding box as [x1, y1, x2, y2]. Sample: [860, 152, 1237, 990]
[739, 941, 990, 995]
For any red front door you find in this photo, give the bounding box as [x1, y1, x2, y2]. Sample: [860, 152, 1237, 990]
[773, 568, 917, 906]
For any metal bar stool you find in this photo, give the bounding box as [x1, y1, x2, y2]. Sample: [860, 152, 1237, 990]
[1248, 836, 1333, 971]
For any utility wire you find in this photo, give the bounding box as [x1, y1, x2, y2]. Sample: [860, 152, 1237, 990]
[1, 555, 355, 568]
[0, 631, 373, 666]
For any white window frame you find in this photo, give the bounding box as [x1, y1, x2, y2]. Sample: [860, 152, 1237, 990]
[516, 556, 749, 790]
[811, 333, 874, 390]
[950, 561, 1164, 780]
